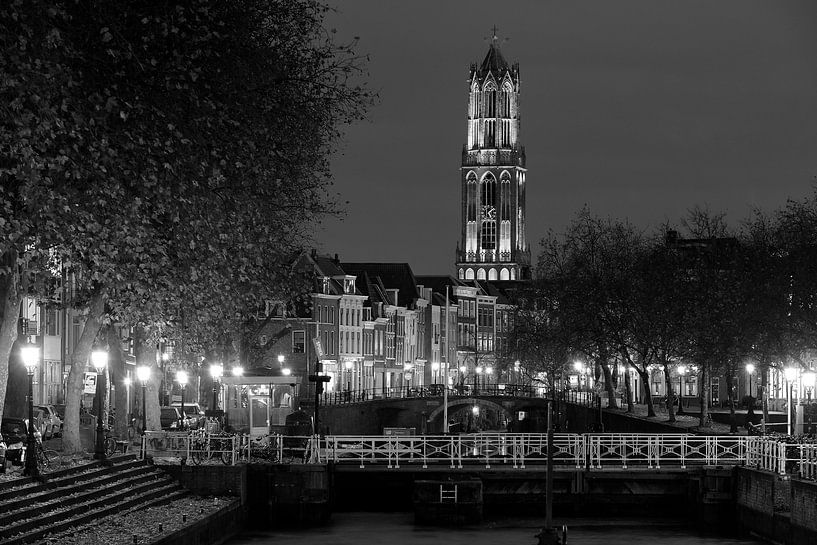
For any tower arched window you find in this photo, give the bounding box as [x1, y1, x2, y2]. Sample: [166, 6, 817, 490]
[488, 268, 497, 281]
[500, 173, 511, 219]
[481, 174, 496, 208]
[477, 268, 487, 280]
[481, 220, 496, 250]
[465, 268, 475, 280]
[466, 172, 477, 221]
[500, 268, 510, 280]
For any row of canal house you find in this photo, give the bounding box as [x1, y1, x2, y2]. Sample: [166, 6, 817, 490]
[244, 251, 517, 421]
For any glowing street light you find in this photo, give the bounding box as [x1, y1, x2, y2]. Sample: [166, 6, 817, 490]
[21, 345, 39, 478]
[784, 366, 799, 435]
[210, 364, 223, 412]
[677, 365, 687, 415]
[136, 365, 151, 436]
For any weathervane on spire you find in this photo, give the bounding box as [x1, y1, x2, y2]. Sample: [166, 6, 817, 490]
[485, 25, 508, 46]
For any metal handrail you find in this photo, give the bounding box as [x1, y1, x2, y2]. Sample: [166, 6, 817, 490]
[137, 431, 817, 480]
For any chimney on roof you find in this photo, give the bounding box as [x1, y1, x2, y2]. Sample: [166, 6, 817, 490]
[388, 289, 399, 306]
[333, 253, 339, 264]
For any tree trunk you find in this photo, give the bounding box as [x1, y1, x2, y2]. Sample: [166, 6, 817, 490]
[107, 326, 130, 439]
[624, 365, 634, 413]
[637, 368, 656, 417]
[699, 365, 711, 429]
[600, 359, 619, 410]
[62, 292, 106, 455]
[662, 362, 676, 423]
[0, 249, 21, 423]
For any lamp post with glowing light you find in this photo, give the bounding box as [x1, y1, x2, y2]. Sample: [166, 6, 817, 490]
[210, 364, 223, 412]
[123, 376, 132, 425]
[176, 370, 188, 429]
[745, 363, 756, 410]
[92, 350, 108, 461]
[486, 366, 493, 393]
[136, 365, 150, 436]
[784, 366, 798, 435]
[459, 365, 466, 394]
[21, 345, 39, 478]
[514, 360, 521, 391]
[475, 366, 483, 395]
[677, 365, 687, 415]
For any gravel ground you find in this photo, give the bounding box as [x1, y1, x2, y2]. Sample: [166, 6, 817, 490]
[33, 495, 231, 545]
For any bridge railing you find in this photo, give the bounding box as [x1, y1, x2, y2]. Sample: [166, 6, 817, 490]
[319, 433, 756, 470]
[318, 384, 548, 405]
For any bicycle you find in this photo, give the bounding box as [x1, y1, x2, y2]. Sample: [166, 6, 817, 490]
[189, 429, 233, 465]
[102, 428, 118, 457]
[24, 433, 60, 471]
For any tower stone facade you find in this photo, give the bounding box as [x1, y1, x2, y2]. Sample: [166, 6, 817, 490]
[456, 36, 530, 281]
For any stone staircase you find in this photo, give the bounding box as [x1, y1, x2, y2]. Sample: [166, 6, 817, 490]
[0, 454, 188, 544]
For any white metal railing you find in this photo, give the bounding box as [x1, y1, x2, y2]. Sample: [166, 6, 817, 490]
[137, 431, 817, 479]
[321, 433, 749, 470]
[140, 431, 321, 465]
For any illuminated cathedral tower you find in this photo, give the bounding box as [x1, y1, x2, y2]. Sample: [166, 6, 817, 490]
[456, 33, 530, 281]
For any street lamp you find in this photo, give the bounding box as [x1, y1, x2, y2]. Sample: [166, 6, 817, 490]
[176, 370, 188, 429]
[475, 366, 483, 394]
[123, 376, 132, 426]
[346, 360, 354, 393]
[486, 366, 493, 392]
[136, 365, 150, 436]
[745, 363, 756, 402]
[21, 345, 39, 478]
[210, 364, 223, 411]
[784, 366, 799, 435]
[160, 352, 170, 405]
[91, 350, 108, 461]
[677, 365, 687, 415]
[514, 360, 521, 389]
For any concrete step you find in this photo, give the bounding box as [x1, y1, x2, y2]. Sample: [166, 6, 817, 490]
[0, 456, 185, 545]
[6, 483, 188, 545]
[0, 465, 167, 525]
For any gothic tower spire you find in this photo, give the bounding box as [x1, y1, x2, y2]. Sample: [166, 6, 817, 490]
[456, 34, 530, 281]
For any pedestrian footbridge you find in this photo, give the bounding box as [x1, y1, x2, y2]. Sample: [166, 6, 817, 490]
[315, 433, 797, 473]
[141, 431, 817, 478]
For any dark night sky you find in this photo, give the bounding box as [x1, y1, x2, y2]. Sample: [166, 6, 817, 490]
[318, 1, 817, 275]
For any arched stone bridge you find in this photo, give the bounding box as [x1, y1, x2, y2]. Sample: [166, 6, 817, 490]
[318, 394, 553, 435]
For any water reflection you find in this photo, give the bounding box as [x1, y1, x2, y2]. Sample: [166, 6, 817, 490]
[228, 512, 763, 545]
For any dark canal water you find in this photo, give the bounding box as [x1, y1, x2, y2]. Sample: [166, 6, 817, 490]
[227, 512, 765, 545]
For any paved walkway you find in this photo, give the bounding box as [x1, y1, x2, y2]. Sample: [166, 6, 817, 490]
[608, 402, 786, 435]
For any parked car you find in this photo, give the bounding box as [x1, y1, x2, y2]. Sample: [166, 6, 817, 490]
[171, 402, 205, 430]
[36, 405, 63, 439]
[159, 406, 183, 430]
